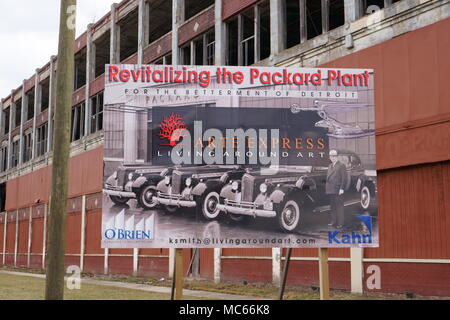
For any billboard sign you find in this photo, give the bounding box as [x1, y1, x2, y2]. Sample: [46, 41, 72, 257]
[102, 65, 378, 248]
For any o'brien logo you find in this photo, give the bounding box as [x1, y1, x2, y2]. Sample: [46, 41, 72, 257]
[158, 113, 187, 146]
[328, 216, 373, 244]
[104, 228, 152, 240]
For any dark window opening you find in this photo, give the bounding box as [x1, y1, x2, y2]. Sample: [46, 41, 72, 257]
[149, 0, 172, 44]
[329, 0, 345, 30]
[286, 0, 301, 48]
[164, 54, 172, 65]
[41, 78, 50, 112]
[71, 103, 85, 142]
[3, 108, 10, 135]
[306, 0, 322, 39]
[153, 58, 164, 64]
[259, 1, 271, 61]
[194, 38, 204, 65]
[74, 49, 87, 90]
[227, 18, 239, 66]
[181, 45, 191, 65]
[0, 148, 7, 173]
[0, 183, 6, 212]
[191, 29, 215, 65]
[14, 99, 22, 129]
[94, 31, 111, 78]
[22, 132, 32, 163]
[11, 140, 19, 168]
[26, 91, 34, 122]
[241, 8, 255, 66]
[36, 122, 48, 157]
[90, 92, 103, 134]
[119, 9, 139, 61]
[185, 0, 214, 21]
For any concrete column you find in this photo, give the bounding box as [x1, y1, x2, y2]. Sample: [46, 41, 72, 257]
[299, 0, 307, 43]
[85, 24, 95, 137]
[19, 82, 26, 165]
[110, 3, 120, 64]
[272, 248, 282, 287]
[0, 100, 3, 137]
[214, 0, 226, 65]
[7, 91, 14, 170]
[254, 5, 260, 63]
[80, 195, 86, 271]
[172, 0, 185, 65]
[270, 0, 286, 57]
[2, 213, 7, 265]
[104, 248, 109, 274]
[213, 248, 221, 283]
[344, 0, 360, 23]
[133, 248, 139, 276]
[138, 0, 150, 64]
[27, 207, 32, 267]
[47, 56, 57, 152]
[32, 69, 41, 160]
[321, 0, 329, 34]
[351, 248, 364, 294]
[14, 211, 18, 266]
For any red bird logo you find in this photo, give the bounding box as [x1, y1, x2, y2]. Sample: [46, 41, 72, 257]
[158, 113, 188, 146]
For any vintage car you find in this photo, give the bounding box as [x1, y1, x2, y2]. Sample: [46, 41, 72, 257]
[217, 151, 378, 232]
[103, 164, 168, 207]
[154, 165, 246, 218]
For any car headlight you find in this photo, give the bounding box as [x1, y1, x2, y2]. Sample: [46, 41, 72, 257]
[128, 173, 134, 181]
[232, 181, 239, 191]
[260, 183, 268, 194]
[165, 176, 171, 185]
[185, 178, 192, 187]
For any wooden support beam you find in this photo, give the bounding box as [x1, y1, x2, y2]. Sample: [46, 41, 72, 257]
[319, 248, 330, 300]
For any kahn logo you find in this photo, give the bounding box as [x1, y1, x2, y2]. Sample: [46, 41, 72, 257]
[158, 112, 187, 146]
[328, 216, 373, 244]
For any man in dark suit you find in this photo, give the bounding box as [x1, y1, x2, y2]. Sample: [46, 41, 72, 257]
[326, 150, 347, 229]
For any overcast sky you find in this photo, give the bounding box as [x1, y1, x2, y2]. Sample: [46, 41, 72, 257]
[0, 0, 117, 99]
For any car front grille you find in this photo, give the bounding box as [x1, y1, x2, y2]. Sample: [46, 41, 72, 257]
[242, 175, 255, 202]
[172, 172, 182, 194]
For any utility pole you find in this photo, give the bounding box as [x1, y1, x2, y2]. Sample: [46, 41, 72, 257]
[45, 0, 77, 300]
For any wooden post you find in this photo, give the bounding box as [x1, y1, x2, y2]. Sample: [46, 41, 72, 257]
[2, 212, 7, 265]
[278, 248, 292, 300]
[45, 0, 77, 300]
[175, 248, 184, 300]
[80, 195, 86, 271]
[42, 203, 48, 269]
[319, 248, 330, 300]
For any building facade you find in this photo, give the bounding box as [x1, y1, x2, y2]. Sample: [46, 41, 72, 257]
[0, 0, 449, 296]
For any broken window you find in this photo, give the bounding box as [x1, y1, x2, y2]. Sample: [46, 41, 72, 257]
[90, 92, 103, 134]
[0, 148, 7, 172]
[306, 0, 322, 40]
[185, 29, 215, 66]
[148, 0, 172, 44]
[185, 0, 214, 21]
[119, 9, 139, 61]
[11, 139, 19, 168]
[26, 90, 34, 122]
[35, 122, 48, 157]
[226, 1, 270, 66]
[286, 0, 301, 48]
[329, 0, 345, 31]
[71, 102, 85, 142]
[22, 132, 32, 163]
[41, 78, 50, 112]
[94, 31, 111, 78]
[74, 49, 87, 90]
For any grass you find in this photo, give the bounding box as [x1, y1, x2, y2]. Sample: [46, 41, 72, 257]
[0, 273, 204, 300]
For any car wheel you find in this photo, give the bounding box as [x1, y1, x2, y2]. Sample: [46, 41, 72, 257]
[361, 185, 377, 213]
[109, 195, 130, 206]
[201, 191, 221, 220]
[137, 185, 158, 210]
[278, 200, 301, 232]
